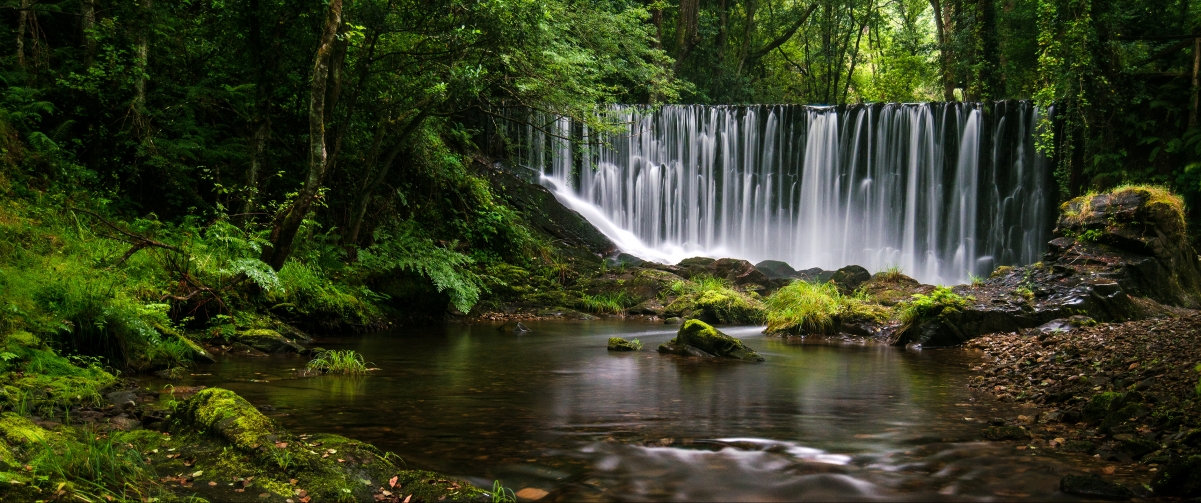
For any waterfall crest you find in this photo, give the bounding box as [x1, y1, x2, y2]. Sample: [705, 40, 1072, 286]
[511, 102, 1054, 285]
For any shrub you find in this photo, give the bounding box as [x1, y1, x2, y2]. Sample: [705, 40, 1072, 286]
[761, 281, 889, 335]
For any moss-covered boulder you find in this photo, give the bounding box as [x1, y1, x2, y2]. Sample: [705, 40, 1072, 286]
[607, 337, 641, 351]
[168, 388, 486, 502]
[658, 320, 764, 361]
[1053, 185, 1201, 308]
[234, 329, 304, 353]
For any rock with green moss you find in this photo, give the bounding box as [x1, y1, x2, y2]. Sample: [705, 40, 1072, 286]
[168, 387, 486, 502]
[234, 329, 304, 353]
[658, 320, 764, 362]
[607, 337, 641, 351]
[981, 425, 1028, 441]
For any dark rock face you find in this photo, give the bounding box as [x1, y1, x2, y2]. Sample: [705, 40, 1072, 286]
[478, 163, 617, 256]
[829, 265, 871, 292]
[1060, 474, 1133, 500]
[1052, 187, 1201, 308]
[605, 252, 645, 268]
[676, 257, 773, 293]
[657, 320, 764, 362]
[755, 260, 799, 280]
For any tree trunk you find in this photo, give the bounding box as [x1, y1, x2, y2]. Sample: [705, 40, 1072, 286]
[716, 0, 728, 63]
[134, 0, 152, 116]
[673, 0, 701, 70]
[16, 0, 28, 69]
[81, 0, 96, 66]
[261, 0, 344, 271]
[930, 0, 955, 101]
[975, 0, 1000, 100]
[737, 0, 758, 75]
[243, 0, 269, 218]
[1192, 36, 1200, 128]
[346, 108, 432, 248]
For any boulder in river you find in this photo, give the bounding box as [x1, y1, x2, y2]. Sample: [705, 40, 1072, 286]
[607, 337, 642, 351]
[233, 329, 304, 354]
[499, 321, 530, 333]
[657, 320, 764, 362]
[755, 260, 799, 280]
[1060, 474, 1133, 500]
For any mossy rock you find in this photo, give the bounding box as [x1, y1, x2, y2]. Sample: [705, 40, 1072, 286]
[981, 425, 1028, 441]
[1152, 454, 1201, 497]
[663, 320, 764, 362]
[1, 331, 40, 350]
[234, 329, 303, 353]
[607, 337, 640, 351]
[0, 412, 49, 445]
[170, 388, 280, 450]
[1083, 392, 1125, 422]
[1060, 474, 1133, 500]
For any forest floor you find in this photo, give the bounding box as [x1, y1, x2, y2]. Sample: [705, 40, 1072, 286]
[966, 315, 1201, 497]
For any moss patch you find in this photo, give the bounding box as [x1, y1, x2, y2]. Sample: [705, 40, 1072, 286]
[669, 320, 764, 362]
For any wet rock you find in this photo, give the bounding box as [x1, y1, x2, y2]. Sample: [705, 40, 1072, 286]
[1116, 437, 1159, 460]
[663, 317, 682, 324]
[478, 163, 617, 256]
[1151, 454, 1201, 497]
[154, 367, 187, 380]
[981, 425, 1028, 441]
[1060, 474, 1133, 500]
[755, 260, 800, 280]
[829, 265, 871, 292]
[677, 257, 716, 269]
[109, 415, 142, 431]
[605, 252, 645, 268]
[1062, 440, 1097, 454]
[105, 390, 138, 408]
[227, 342, 268, 357]
[499, 321, 531, 333]
[1053, 186, 1201, 308]
[607, 337, 641, 351]
[630, 298, 666, 317]
[658, 320, 764, 362]
[234, 329, 304, 353]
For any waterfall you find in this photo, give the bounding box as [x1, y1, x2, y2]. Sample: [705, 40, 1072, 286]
[509, 102, 1054, 285]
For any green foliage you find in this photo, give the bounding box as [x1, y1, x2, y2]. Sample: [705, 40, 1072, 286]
[969, 274, 985, 287]
[899, 286, 973, 327]
[762, 281, 887, 335]
[306, 350, 370, 375]
[357, 220, 483, 313]
[875, 265, 907, 283]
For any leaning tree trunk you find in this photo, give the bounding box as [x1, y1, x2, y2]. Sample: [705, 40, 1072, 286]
[261, 0, 344, 271]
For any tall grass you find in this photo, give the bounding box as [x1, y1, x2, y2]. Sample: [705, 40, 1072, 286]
[874, 265, 906, 282]
[764, 281, 848, 334]
[31, 429, 156, 501]
[306, 350, 370, 375]
[580, 291, 639, 315]
[665, 274, 765, 324]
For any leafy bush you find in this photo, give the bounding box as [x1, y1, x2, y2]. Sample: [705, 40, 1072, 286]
[358, 220, 484, 313]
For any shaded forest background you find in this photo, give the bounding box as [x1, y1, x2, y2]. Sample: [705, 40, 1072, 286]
[2, 0, 1201, 363]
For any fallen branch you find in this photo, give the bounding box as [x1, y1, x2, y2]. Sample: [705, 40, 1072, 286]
[70, 207, 186, 265]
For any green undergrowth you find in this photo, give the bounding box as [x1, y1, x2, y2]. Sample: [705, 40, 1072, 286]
[664, 275, 764, 324]
[581, 291, 639, 315]
[764, 281, 888, 335]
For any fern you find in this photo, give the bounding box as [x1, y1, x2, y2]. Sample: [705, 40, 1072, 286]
[227, 258, 281, 293]
[357, 221, 484, 313]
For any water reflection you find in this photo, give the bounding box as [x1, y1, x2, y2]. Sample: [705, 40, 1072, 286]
[173, 320, 1108, 501]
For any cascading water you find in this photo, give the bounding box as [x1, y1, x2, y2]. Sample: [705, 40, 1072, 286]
[510, 102, 1054, 285]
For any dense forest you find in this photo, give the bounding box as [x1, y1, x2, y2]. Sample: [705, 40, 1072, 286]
[2, 0, 1201, 501]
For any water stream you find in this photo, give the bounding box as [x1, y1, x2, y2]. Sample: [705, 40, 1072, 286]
[171, 321, 1125, 501]
[507, 103, 1055, 285]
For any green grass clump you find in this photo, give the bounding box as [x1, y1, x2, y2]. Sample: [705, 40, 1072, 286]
[764, 281, 854, 334]
[580, 291, 639, 315]
[30, 429, 156, 501]
[898, 286, 973, 327]
[306, 350, 370, 375]
[875, 265, 906, 282]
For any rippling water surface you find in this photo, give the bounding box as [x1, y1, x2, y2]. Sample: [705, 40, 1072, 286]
[174, 321, 1116, 501]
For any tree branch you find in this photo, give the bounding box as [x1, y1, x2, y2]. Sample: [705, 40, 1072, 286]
[746, 2, 819, 62]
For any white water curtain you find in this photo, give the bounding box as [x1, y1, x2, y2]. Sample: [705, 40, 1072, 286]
[515, 103, 1052, 285]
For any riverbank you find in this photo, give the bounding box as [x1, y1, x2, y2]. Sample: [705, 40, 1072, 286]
[966, 315, 1201, 498]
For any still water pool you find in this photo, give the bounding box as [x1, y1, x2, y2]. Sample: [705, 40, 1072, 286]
[174, 320, 1115, 501]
